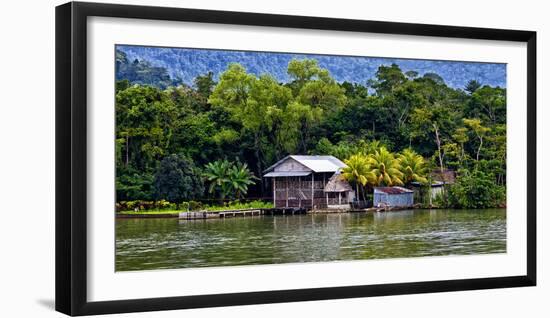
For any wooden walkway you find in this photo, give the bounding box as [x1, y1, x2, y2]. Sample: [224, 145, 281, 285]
[179, 207, 306, 220]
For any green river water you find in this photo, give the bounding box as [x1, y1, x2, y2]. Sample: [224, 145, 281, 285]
[115, 209, 506, 271]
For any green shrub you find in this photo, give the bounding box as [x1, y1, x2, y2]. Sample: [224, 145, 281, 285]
[447, 169, 505, 209]
[116, 199, 179, 212]
[203, 200, 273, 211]
[189, 200, 203, 211]
[432, 190, 448, 208]
[126, 200, 137, 210]
[113, 199, 273, 213]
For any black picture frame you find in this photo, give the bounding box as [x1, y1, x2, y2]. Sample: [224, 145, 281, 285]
[55, 1, 537, 316]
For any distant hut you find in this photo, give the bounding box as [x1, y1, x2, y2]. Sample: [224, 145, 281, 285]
[411, 180, 445, 199]
[324, 171, 355, 209]
[373, 187, 414, 208]
[410, 169, 455, 203]
[263, 155, 350, 209]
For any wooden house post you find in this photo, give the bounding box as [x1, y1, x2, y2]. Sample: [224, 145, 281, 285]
[298, 176, 302, 208]
[273, 178, 276, 207]
[323, 173, 326, 207]
[311, 174, 314, 208]
[338, 192, 342, 205]
[286, 177, 289, 208]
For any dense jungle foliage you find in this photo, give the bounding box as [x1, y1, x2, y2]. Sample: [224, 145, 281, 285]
[115, 50, 506, 209]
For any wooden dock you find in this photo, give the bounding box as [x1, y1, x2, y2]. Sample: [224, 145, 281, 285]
[179, 207, 306, 220]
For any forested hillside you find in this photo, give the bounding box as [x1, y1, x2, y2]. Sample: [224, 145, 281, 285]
[116, 45, 506, 89]
[116, 50, 182, 89]
[115, 54, 506, 209]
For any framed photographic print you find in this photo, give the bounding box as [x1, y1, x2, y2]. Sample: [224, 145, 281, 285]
[55, 1, 536, 316]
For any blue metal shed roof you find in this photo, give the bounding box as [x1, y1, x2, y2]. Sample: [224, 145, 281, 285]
[374, 187, 414, 194]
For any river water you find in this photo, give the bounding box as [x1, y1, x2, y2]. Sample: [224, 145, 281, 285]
[115, 209, 506, 271]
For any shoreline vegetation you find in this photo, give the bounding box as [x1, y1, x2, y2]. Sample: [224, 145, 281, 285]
[115, 198, 505, 217]
[116, 200, 274, 215]
[115, 50, 506, 213]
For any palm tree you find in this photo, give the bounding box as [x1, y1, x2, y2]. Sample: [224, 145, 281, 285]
[357, 139, 385, 156]
[398, 148, 428, 187]
[367, 147, 404, 186]
[203, 159, 231, 200]
[227, 161, 257, 199]
[342, 154, 374, 200]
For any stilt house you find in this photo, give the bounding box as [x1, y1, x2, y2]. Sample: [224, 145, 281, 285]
[263, 155, 354, 209]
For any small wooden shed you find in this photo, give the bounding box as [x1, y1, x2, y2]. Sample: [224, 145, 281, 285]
[324, 171, 355, 209]
[373, 187, 414, 208]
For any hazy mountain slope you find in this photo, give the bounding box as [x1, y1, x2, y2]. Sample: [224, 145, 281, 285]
[116, 45, 506, 89]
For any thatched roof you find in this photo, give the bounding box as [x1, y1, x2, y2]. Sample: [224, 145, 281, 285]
[324, 172, 353, 192]
[431, 169, 456, 184]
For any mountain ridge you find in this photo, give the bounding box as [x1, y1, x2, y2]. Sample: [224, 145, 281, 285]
[116, 45, 506, 90]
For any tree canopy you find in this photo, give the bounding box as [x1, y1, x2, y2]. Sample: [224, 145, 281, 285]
[115, 54, 506, 208]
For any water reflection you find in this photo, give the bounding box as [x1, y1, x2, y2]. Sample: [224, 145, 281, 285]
[116, 209, 506, 271]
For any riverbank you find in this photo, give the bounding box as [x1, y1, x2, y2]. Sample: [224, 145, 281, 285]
[117, 205, 505, 218]
[118, 207, 307, 219]
[117, 211, 180, 218]
[117, 200, 274, 218]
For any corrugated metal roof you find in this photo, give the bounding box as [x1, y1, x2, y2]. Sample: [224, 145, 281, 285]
[263, 171, 312, 177]
[374, 186, 414, 194]
[411, 181, 444, 187]
[263, 155, 347, 174]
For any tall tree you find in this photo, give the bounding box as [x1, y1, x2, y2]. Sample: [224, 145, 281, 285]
[288, 59, 347, 112]
[452, 127, 470, 164]
[279, 101, 323, 154]
[209, 65, 292, 193]
[369, 63, 407, 96]
[115, 85, 177, 170]
[464, 79, 481, 94]
[194, 71, 216, 102]
[153, 154, 204, 202]
[463, 118, 490, 162]
[410, 102, 459, 173]
[468, 86, 506, 124]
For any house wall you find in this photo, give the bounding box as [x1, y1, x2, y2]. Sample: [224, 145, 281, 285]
[272, 172, 333, 209]
[412, 186, 445, 207]
[325, 191, 354, 209]
[326, 192, 350, 205]
[273, 158, 310, 172]
[373, 192, 414, 207]
[413, 186, 444, 200]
